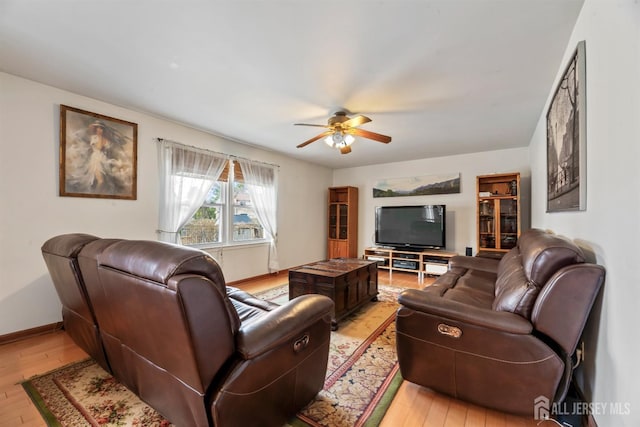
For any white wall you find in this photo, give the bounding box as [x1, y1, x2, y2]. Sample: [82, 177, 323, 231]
[333, 147, 530, 256]
[528, 1, 640, 425]
[0, 72, 332, 335]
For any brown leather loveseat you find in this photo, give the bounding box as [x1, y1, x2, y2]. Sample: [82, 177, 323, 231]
[42, 234, 334, 426]
[395, 228, 605, 415]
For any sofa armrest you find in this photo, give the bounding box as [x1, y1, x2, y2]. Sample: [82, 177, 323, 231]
[449, 255, 500, 274]
[532, 263, 605, 356]
[236, 294, 333, 359]
[398, 289, 532, 334]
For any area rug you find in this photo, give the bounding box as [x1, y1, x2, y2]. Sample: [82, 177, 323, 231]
[22, 284, 405, 427]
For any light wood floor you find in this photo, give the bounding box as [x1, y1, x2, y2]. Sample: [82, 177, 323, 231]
[0, 271, 540, 427]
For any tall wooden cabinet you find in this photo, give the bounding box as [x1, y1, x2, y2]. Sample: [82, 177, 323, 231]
[476, 173, 521, 255]
[328, 186, 358, 259]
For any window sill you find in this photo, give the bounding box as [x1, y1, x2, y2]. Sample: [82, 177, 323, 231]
[186, 240, 269, 251]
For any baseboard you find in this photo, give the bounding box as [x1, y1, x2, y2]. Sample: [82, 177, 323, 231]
[569, 377, 599, 427]
[227, 269, 289, 286]
[0, 322, 63, 345]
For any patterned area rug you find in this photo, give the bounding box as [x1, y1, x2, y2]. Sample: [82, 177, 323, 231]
[22, 284, 404, 427]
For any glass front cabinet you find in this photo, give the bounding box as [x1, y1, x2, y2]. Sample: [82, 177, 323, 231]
[476, 173, 521, 255]
[328, 186, 358, 258]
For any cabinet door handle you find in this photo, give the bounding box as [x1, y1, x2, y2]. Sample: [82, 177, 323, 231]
[437, 323, 462, 338]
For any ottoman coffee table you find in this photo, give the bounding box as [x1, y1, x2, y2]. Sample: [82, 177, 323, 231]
[288, 258, 378, 330]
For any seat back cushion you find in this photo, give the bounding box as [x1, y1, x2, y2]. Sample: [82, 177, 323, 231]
[492, 248, 537, 317]
[492, 229, 585, 318]
[103, 240, 239, 327]
[41, 234, 100, 322]
[519, 229, 585, 286]
[41, 234, 110, 370]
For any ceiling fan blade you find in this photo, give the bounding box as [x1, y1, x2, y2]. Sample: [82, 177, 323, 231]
[351, 128, 392, 143]
[294, 123, 330, 128]
[339, 145, 352, 154]
[342, 115, 371, 128]
[296, 130, 333, 148]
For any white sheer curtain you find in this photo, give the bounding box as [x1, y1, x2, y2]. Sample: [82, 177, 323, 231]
[237, 158, 279, 272]
[157, 140, 227, 244]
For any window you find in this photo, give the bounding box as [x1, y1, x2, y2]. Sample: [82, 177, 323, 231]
[180, 161, 265, 246]
[232, 180, 264, 242]
[179, 182, 224, 245]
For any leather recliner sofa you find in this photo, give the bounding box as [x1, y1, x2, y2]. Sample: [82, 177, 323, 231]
[395, 228, 605, 415]
[41, 233, 111, 372]
[42, 234, 334, 426]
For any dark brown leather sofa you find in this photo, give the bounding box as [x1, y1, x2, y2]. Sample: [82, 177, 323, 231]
[395, 228, 605, 415]
[42, 234, 334, 426]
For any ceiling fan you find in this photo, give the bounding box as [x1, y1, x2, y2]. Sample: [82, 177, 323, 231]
[294, 111, 392, 154]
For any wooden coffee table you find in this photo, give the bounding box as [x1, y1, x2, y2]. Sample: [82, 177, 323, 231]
[288, 258, 378, 330]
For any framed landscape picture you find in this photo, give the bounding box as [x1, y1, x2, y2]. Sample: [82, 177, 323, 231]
[59, 105, 137, 200]
[373, 173, 460, 198]
[546, 41, 586, 212]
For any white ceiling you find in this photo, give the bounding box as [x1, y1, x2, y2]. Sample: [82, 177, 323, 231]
[0, 0, 584, 169]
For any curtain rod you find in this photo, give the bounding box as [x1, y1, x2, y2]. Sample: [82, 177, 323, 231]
[156, 138, 280, 169]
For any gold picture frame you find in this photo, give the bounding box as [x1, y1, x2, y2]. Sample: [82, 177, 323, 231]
[59, 105, 137, 200]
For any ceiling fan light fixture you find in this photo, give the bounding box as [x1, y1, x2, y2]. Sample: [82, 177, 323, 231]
[295, 111, 390, 153]
[325, 131, 354, 148]
[324, 134, 336, 147]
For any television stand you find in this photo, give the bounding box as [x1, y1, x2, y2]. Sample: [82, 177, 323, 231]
[363, 247, 457, 283]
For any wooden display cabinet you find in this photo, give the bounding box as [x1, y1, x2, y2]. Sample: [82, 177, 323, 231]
[328, 186, 358, 258]
[476, 173, 521, 255]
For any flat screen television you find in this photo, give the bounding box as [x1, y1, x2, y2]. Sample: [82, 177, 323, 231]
[375, 205, 446, 250]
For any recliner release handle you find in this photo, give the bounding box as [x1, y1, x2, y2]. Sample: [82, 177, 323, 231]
[438, 323, 462, 338]
[294, 334, 310, 353]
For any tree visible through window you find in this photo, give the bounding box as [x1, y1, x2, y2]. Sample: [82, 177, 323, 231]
[180, 182, 223, 245]
[180, 161, 264, 246]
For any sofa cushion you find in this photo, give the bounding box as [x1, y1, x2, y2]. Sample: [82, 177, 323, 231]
[424, 266, 495, 309]
[227, 287, 279, 324]
[492, 248, 538, 317]
[227, 287, 280, 312]
[492, 229, 586, 318]
[519, 229, 585, 286]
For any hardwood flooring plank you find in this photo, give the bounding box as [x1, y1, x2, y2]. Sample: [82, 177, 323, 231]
[401, 386, 435, 427]
[423, 393, 451, 427]
[464, 404, 487, 427]
[485, 408, 508, 427]
[445, 400, 468, 426]
[379, 400, 410, 427]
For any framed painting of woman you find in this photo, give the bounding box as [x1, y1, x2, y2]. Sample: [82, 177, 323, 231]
[59, 105, 137, 200]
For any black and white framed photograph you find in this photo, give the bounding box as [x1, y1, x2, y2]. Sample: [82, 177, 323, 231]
[546, 40, 586, 212]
